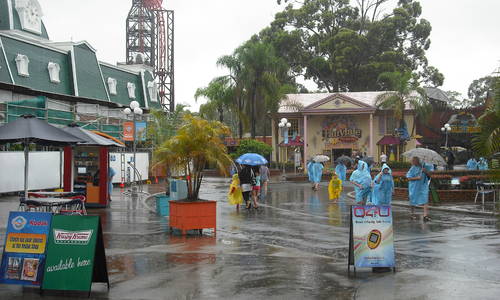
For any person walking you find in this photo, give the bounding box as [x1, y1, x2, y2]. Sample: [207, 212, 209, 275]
[406, 157, 433, 221]
[252, 170, 261, 209]
[466, 157, 478, 170]
[239, 165, 255, 209]
[349, 160, 372, 204]
[371, 163, 394, 205]
[228, 174, 243, 211]
[311, 161, 324, 191]
[335, 162, 347, 182]
[328, 173, 343, 201]
[259, 164, 270, 197]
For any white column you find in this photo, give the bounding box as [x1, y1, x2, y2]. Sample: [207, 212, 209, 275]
[303, 115, 308, 171]
[369, 113, 374, 157]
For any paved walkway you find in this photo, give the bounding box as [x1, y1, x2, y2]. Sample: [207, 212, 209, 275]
[0, 179, 499, 299]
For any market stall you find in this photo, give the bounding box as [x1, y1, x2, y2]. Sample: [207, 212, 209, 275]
[62, 124, 124, 208]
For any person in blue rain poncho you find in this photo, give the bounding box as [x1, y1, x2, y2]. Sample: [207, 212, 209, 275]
[406, 157, 434, 222]
[335, 162, 347, 182]
[466, 158, 478, 170]
[478, 157, 489, 170]
[371, 163, 394, 205]
[311, 161, 324, 191]
[349, 160, 372, 204]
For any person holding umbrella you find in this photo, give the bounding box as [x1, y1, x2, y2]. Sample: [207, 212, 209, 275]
[235, 153, 267, 209]
[406, 157, 433, 221]
[311, 155, 327, 191]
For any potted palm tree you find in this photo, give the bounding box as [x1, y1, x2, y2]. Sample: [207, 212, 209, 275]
[154, 115, 232, 234]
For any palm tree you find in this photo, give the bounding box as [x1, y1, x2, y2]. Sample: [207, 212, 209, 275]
[146, 104, 189, 148]
[195, 77, 234, 123]
[237, 40, 290, 138]
[217, 54, 246, 138]
[153, 115, 232, 200]
[375, 71, 432, 136]
[473, 77, 500, 157]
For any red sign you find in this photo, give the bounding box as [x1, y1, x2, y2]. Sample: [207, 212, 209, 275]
[123, 122, 134, 141]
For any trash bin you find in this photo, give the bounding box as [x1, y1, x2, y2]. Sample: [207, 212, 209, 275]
[155, 195, 170, 216]
[169, 179, 188, 200]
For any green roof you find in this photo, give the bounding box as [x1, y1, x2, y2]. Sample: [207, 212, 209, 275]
[73, 43, 108, 101]
[100, 64, 145, 107]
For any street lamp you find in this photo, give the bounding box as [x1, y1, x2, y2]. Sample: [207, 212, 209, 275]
[441, 123, 451, 149]
[124, 101, 143, 194]
[278, 118, 291, 177]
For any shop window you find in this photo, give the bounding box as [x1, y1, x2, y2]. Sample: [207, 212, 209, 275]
[15, 54, 30, 77]
[47, 62, 60, 83]
[127, 82, 136, 99]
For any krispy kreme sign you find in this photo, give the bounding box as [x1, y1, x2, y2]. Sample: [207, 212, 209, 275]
[53, 230, 93, 245]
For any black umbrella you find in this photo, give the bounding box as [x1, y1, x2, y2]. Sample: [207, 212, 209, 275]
[0, 115, 84, 197]
[335, 155, 353, 166]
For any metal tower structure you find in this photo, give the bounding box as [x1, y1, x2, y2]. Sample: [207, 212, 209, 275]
[126, 0, 174, 112]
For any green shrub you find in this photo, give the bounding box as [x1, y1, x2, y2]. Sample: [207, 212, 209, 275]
[232, 139, 272, 159]
[386, 161, 412, 170]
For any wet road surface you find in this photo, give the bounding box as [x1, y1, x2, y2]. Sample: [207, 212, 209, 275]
[0, 178, 499, 299]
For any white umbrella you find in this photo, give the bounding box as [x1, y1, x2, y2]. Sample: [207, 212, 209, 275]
[403, 148, 447, 166]
[313, 155, 330, 163]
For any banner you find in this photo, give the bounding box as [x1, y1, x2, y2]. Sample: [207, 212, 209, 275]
[135, 121, 147, 141]
[0, 212, 52, 286]
[123, 121, 134, 141]
[42, 215, 108, 292]
[349, 206, 395, 269]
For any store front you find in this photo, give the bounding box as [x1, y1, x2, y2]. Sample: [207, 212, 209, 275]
[272, 93, 418, 170]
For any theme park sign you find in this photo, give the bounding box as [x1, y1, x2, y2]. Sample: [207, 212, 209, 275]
[446, 112, 481, 134]
[322, 116, 362, 140]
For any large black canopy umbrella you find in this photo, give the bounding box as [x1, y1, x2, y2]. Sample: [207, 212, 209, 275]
[0, 115, 84, 197]
[335, 155, 354, 166]
[62, 124, 124, 147]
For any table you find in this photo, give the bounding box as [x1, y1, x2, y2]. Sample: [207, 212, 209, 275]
[21, 197, 86, 215]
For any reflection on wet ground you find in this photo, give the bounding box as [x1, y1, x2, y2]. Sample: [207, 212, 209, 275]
[0, 178, 499, 299]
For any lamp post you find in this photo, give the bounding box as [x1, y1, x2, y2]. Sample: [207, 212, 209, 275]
[278, 118, 291, 176]
[124, 101, 143, 195]
[441, 123, 451, 149]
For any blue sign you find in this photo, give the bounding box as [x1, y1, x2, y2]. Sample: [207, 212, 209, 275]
[351, 206, 395, 268]
[135, 121, 147, 141]
[0, 212, 52, 286]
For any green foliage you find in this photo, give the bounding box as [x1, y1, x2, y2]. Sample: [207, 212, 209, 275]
[154, 115, 232, 200]
[473, 77, 500, 157]
[375, 71, 432, 133]
[468, 76, 495, 107]
[267, 0, 443, 91]
[195, 77, 234, 123]
[146, 105, 190, 148]
[233, 139, 273, 159]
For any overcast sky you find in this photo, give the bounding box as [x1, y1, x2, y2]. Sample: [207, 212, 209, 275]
[38, 0, 500, 110]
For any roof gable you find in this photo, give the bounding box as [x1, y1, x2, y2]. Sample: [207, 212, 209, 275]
[305, 93, 374, 110]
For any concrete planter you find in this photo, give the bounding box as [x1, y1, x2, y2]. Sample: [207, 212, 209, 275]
[169, 200, 216, 235]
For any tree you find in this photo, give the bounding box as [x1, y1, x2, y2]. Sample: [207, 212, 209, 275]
[146, 104, 189, 148]
[154, 115, 232, 200]
[232, 139, 273, 159]
[268, 0, 443, 92]
[445, 91, 473, 109]
[375, 71, 432, 136]
[473, 77, 500, 157]
[195, 77, 233, 123]
[468, 76, 495, 107]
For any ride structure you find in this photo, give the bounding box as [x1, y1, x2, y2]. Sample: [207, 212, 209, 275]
[126, 0, 174, 112]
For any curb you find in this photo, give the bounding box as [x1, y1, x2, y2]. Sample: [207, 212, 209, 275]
[347, 191, 499, 217]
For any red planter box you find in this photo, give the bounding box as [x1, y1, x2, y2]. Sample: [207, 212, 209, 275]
[169, 200, 216, 235]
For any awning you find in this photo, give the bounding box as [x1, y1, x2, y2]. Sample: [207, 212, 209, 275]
[62, 124, 124, 147]
[377, 136, 401, 145]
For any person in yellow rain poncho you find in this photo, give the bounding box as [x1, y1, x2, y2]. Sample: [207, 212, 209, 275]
[328, 173, 343, 201]
[228, 174, 243, 210]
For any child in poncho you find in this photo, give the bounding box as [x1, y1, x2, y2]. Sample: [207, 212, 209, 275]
[328, 174, 343, 201]
[228, 174, 243, 210]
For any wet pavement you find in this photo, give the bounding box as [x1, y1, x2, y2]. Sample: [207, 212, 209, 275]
[0, 179, 500, 299]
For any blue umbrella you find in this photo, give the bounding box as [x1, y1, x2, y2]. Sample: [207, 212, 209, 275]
[235, 153, 268, 166]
